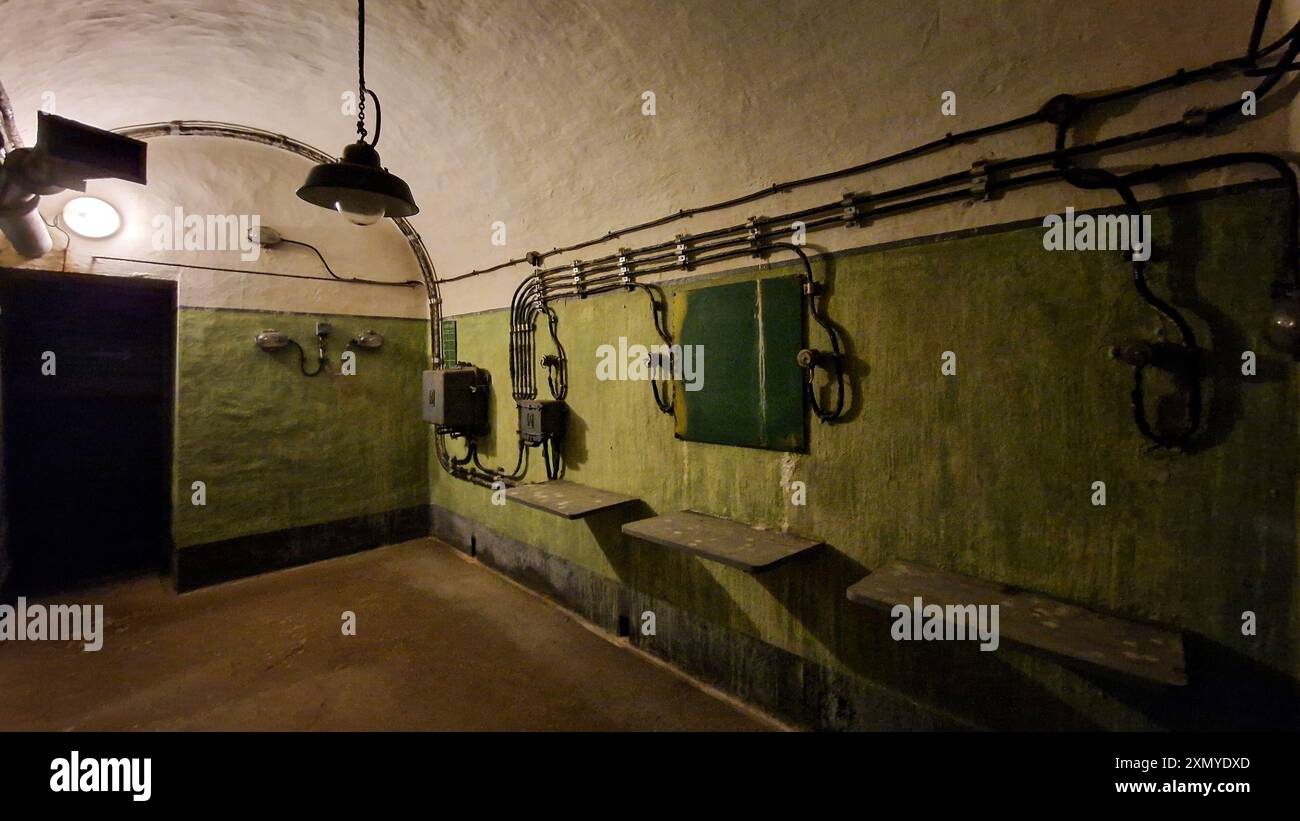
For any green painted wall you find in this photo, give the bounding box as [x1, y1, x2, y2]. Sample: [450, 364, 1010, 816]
[431, 186, 1298, 729]
[173, 308, 428, 549]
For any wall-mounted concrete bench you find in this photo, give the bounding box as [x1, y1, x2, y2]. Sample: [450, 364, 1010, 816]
[505, 480, 640, 519]
[622, 511, 823, 572]
[846, 561, 1187, 687]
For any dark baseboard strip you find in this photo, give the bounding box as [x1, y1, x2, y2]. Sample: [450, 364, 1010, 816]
[428, 502, 974, 731]
[174, 505, 431, 592]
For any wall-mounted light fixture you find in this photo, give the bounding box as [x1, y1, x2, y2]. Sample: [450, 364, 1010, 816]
[296, 0, 417, 225]
[352, 329, 384, 349]
[254, 330, 291, 352]
[255, 323, 384, 376]
[255, 324, 329, 377]
[61, 196, 121, 238]
[1267, 293, 1300, 357]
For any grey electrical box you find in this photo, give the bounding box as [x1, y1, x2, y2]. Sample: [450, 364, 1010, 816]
[517, 399, 568, 445]
[423, 367, 490, 432]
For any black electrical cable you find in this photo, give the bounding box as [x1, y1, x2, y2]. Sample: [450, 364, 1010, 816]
[439, 439, 492, 486]
[635, 283, 676, 414]
[284, 338, 328, 377]
[278, 237, 422, 286]
[89, 255, 421, 287]
[471, 438, 528, 482]
[543, 305, 568, 400]
[447, 17, 1292, 284]
[1257, 19, 1300, 58]
[41, 213, 71, 273]
[365, 88, 382, 148]
[108, 120, 446, 363]
[1057, 165, 1202, 449]
[1120, 152, 1298, 292]
[541, 439, 557, 480]
[472, 4, 1300, 487]
[1250, 0, 1274, 61]
[770, 242, 846, 422]
[542, 437, 564, 480]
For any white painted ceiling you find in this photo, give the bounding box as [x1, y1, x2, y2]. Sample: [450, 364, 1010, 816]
[0, 0, 1289, 312]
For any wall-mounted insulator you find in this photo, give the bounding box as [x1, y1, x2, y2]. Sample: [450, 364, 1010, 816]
[618, 248, 633, 286]
[746, 217, 763, 254]
[969, 161, 992, 201]
[1039, 93, 1084, 126]
[840, 194, 859, 228]
[675, 233, 693, 270]
[569, 260, 586, 297]
[1181, 107, 1210, 133]
[796, 347, 838, 370]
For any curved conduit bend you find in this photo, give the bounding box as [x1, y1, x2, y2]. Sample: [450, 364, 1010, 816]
[110, 120, 444, 366]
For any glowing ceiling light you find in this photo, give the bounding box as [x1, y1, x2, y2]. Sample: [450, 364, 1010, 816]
[61, 196, 121, 239]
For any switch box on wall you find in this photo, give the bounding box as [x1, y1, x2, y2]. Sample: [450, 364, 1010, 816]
[517, 399, 567, 445]
[423, 367, 490, 433]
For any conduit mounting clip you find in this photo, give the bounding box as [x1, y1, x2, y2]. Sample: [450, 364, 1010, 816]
[618, 248, 633, 287]
[747, 216, 763, 255]
[841, 193, 860, 228]
[675, 233, 693, 271]
[969, 160, 992, 202]
[1181, 107, 1211, 134]
[570, 259, 586, 298]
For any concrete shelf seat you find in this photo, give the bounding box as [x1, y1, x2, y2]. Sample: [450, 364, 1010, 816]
[621, 511, 824, 573]
[505, 480, 640, 519]
[846, 561, 1187, 687]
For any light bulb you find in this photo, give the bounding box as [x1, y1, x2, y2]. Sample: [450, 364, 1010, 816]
[1266, 293, 1300, 356]
[62, 196, 121, 238]
[334, 200, 385, 226]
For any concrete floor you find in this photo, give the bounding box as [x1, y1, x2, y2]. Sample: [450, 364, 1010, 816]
[0, 538, 772, 731]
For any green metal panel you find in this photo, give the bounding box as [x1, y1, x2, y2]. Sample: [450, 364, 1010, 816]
[432, 187, 1300, 728]
[758, 275, 807, 450]
[441, 319, 458, 365]
[672, 275, 805, 450]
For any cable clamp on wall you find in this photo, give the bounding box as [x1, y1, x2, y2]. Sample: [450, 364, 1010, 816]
[569, 259, 586, 298]
[618, 248, 634, 286]
[746, 216, 763, 255]
[840, 194, 860, 228]
[1181, 107, 1211, 133]
[969, 161, 992, 201]
[675, 233, 693, 271]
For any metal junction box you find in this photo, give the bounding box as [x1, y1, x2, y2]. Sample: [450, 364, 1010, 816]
[517, 399, 568, 445]
[423, 367, 490, 431]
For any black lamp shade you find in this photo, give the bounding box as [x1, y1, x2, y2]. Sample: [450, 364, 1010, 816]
[296, 141, 418, 219]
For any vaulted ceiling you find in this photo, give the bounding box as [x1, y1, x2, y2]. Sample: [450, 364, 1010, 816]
[0, 0, 1283, 311]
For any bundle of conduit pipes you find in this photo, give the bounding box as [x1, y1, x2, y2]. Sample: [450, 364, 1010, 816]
[435, 1, 1300, 486]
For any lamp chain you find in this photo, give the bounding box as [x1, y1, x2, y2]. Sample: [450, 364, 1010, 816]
[356, 0, 367, 143]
